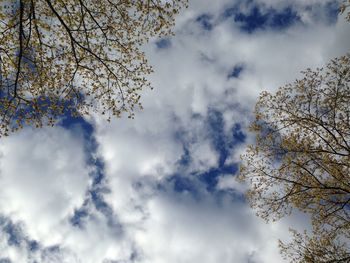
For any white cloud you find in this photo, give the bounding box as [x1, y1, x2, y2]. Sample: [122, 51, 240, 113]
[132, 192, 299, 263]
[0, 127, 90, 246]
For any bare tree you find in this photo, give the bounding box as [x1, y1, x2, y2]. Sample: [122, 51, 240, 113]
[341, 0, 350, 21]
[279, 230, 350, 263]
[239, 54, 350, 261]
[0, 0, 187, 135]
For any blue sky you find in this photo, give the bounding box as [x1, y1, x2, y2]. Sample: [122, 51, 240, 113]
[0, 1, 349, 262]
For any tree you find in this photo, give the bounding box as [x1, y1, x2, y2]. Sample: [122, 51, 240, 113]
[279, 230, 350, 263]
[341, 0, 350, 21]
[0, 0, 187, 136]
[239, 53, 350, 262]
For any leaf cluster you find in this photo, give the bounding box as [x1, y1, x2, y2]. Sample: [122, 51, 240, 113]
[341, 0, 350, 21]
[0, 0, 188, 135]
[239, 54, 350, 261]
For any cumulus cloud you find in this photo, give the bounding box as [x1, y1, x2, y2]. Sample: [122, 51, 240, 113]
[0, 127, 89, 260]
[0, 0, 349, 262]
[0, 127, 90, 243]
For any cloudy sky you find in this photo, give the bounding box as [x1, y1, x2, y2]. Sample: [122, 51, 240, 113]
[0, 0, 350, 262]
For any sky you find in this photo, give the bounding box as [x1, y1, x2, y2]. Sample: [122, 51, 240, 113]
[0, 0, 349, 262]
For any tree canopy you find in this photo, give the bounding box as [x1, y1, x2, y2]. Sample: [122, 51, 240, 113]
[341, 0, 350, 21]
[240, 3, 350, 261]
[0, 0, 187, 136]
[239, 54, 350, 262]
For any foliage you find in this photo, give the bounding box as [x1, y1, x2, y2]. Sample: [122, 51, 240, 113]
[0, 0, 187, 136]
[279, 230, 350, 263]
[341, 0, 350, 21]
[239, 54, 350, 261]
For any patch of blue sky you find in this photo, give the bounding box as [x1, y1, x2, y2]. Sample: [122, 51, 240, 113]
[224, 0, 342, 33]
[228, 64, 244, 79]
[162, 109, 246, 197]
[207, 110, 246, 166]
[177, 146, 191, 167]
[155, 38, 171, 49]
[0, 216, 39, 252]
[203, 113, 245, 190]
[2, 220, 22, 246]
[240, 7, 299, 32]
[158, 173, 209, 202]
[59, 114, 117, 229]
[169, 174, 200, 195]
[196, 14, 213, 30]
[0, 96, 82, 133]
[90, 190, 112, 216]
[70, 205, 89, 228]
[199, 165, 238, 192]
[223, 4, 300, 33]
[232, 123, 246, 143]
[59, 114, 104, 186]
[161, 169, 245, 205]
[59, 111, 93, 138]
[206, 109, 227, 166]
[28, 240, 39, 252]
